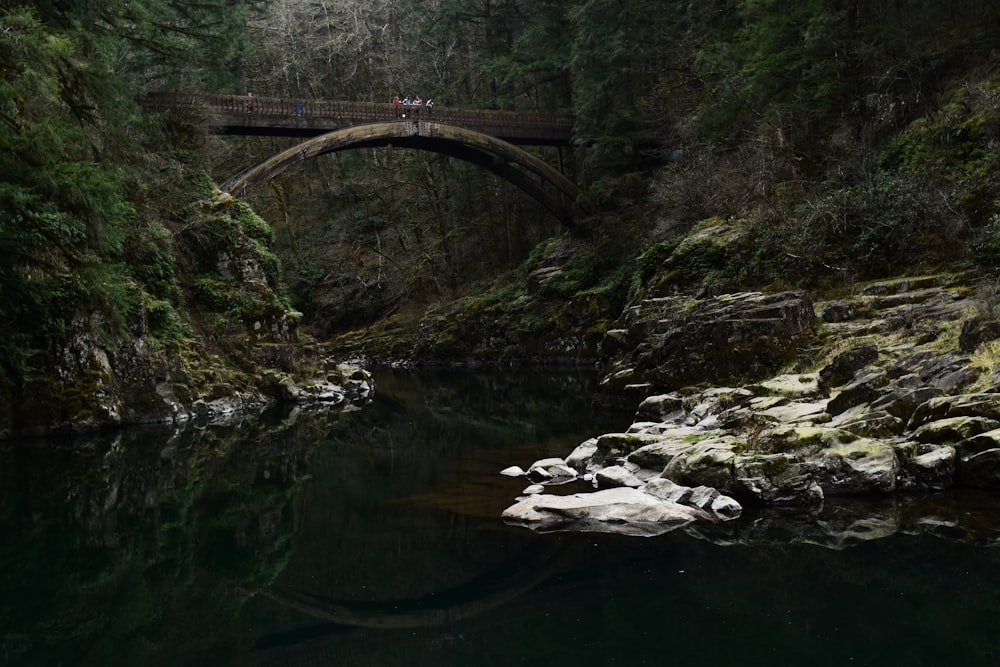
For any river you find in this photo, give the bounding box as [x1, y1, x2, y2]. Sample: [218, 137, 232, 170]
[1, 368, 999, 666]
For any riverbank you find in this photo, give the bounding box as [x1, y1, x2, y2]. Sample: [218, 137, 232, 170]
[496, 272, 1000, 534]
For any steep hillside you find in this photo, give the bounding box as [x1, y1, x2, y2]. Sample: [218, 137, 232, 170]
[300, 2, 1000, 368]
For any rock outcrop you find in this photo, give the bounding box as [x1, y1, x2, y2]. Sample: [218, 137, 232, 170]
[1, 299, 374, 438]
[0, 195, 375, 439]
[503, 276, 1000, 535]
[502, 475, 741, 536]
[599, 290, 817, 392]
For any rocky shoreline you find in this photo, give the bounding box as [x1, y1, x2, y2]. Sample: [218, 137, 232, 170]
[0, 330, 375, 439]
[501, 276, 1000, 536]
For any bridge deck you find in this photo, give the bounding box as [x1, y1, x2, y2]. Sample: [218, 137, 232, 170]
[145, 93, 573, 146]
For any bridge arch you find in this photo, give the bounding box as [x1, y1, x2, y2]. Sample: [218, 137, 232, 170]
[221, 121, 582, 227]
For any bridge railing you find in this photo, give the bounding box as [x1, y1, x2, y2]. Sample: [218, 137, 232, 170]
[144, 92, 574, 134]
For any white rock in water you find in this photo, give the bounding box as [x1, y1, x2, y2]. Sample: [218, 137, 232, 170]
[566, 438, 599, 470]
[595, 465, 643, 488]
[529, 457, 567, 470]
[502, 487, 709, 536]
[522, 484, 545, 495]
[500, 465, 526, 477]
[711, 494, 743, 518]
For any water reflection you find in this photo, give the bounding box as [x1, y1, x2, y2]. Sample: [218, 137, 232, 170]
[1, 369, 1000, 666]
[0, 408, 332, 666]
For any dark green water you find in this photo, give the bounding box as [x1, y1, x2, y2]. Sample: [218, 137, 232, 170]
[2, 369, 1000, 666]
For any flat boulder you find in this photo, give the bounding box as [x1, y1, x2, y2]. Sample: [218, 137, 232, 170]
[870, 385, 944, 422]
[894, 442, 955, 491]
[816, 440, 898, 495]
[626, 438, 698, 472]
[755, 398, 828, 424]
[912, 415, 1000, 443]
[644, 478, 694, 503]
[526, 457, 577, 483]
[762, 424, 858, 452]
[634, 393, 685, 423]
[955, 429, 1000, 487]
[819, 343, 879, 389]
[827, 369, 890, 416]
[501, 487, 709, 537]
[733, 454, 825, 506]
[830, 405, 905, 438]
[957, 448, 1000, 488]
[565, 438, 598, 471]
[662, 438, 739, 491]
[959, 315, 1000, 353]
[908, 393, 1000, 429]
[595, 465, 643, 488]
[601, 290, 817, 390]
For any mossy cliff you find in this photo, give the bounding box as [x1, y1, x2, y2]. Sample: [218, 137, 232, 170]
[0, 193, 359, 439]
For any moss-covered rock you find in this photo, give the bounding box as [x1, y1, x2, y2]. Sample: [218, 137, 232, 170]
[818, 440, 899, 495]
[912, 415, 1000, 444]
[733, 454, 824, 506]
[662, 437, 740, 491]
[600, 290, 817, 392]
[760, 424, 858, 453]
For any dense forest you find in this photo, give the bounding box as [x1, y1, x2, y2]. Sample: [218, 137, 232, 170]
[2, 1, 1000, 433]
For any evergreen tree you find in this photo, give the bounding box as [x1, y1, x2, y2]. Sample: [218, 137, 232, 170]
[399, 0, 573, 109]
[0, 1, 263, 388]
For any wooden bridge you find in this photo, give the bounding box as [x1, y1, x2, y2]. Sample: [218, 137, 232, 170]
[144, 93, 574, 146]
[146, 93, 582, 226]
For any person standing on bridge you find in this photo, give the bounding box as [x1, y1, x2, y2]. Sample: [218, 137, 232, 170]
[246, 92, 254, 112]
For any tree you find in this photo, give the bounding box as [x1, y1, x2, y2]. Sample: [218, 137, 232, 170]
[0, 1, 264, 388]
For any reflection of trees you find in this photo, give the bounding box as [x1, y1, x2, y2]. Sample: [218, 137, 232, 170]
[0, 407, 355, 665]
[373, 367, 612, 448]
[269, 367, 623, 604]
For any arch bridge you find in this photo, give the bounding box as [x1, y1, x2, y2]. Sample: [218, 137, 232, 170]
[147, 93, 582, 226]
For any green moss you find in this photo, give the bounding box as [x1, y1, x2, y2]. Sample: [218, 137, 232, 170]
[234, 201, 275, 245]
[768, 425, 857, 452]
[540, 255, 601, 299]
[127, 222, 181, 302]
[634, 239, 681, 283]
[595, 433, 648, 457]
[755, 453, 794, 477]
[193, 277, 236, 311]
[146, 298, 192, 343]
[517, 237, 559, 276]
[671, 238, 727, 279]
[191, 273, 288, 343]
[246, 238, 282, 285]
[58, 369, 113, 422]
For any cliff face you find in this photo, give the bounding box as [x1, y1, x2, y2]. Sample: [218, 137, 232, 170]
[0, 194, 366, 439]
